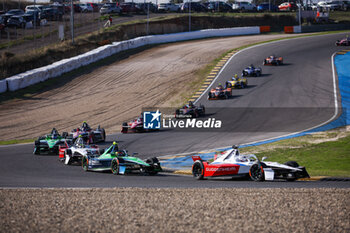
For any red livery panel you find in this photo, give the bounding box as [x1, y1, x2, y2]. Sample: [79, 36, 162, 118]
[203, 163, 240, 177]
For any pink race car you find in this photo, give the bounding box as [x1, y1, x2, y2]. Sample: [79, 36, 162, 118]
[335, 37, 350, 46]
[121, 115, 159, 133]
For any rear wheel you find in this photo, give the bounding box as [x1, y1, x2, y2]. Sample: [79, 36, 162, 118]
[192, 160, 204, 180]
[111, 158, 119, 175]
[284, 161, 299, 168]
[249, 163, 264, 181]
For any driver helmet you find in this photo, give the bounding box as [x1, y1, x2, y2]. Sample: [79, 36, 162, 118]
[112, 141, 119, 153]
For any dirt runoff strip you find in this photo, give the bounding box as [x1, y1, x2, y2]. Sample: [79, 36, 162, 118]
[0, 188, 349, 232]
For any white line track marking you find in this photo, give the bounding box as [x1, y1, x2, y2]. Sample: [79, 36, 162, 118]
[164, 35, 342, 158]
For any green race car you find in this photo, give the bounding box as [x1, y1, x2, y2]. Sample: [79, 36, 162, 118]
[33, 128, 68, 155]
[82, 142, 162, 175]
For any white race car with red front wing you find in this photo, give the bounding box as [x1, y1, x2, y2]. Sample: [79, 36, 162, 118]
[59, 136, 101, 165]
[192, 145, 309, 181]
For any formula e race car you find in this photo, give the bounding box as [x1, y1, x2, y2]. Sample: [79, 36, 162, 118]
[68, 121, 106, 144]
[225, 76, 248, 89]
[335, 36, 350, 46]
[33, 128, 69, 155]
[242, 65, 262, 77]
[191, 145, 309, 181]
[59, 136, 100, 165]
[175, 101, 205, 118]
[208, 85, 232, 100]
[81, 142, 162, 175]
[263, 55, 283, 65]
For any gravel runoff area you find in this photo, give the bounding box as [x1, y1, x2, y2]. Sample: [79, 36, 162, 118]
[0, 188, 349, 232]
[0, 33, 298, 141]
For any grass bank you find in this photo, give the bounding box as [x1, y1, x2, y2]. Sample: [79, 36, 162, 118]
[240, 127, 350, 177]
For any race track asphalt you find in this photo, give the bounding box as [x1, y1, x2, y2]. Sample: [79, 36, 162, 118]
[0, 32, 349, 188]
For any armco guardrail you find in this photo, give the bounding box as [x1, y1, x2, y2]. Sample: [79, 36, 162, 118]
[2, 26, 260, 93]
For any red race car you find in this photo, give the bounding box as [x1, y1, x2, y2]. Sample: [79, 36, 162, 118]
[208, 84, 232, 100]
[263, 55, 283, 65]
[192, 145, 310, 181]
[335, 36, 350, 46]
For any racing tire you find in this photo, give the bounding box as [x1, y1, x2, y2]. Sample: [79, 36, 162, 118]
[257, 71, 261, 77]
[101, 128, 106, 142]
[121, 122, 128, 133]
[145, 157, 160, 175]
[34, 147, 40, 155]
[284, 161, 299, 168]
[249, 163, 264, 181]
[62, 132, 68, 138]
[240, 83, 244, 89]
[64, 150, 72, 165]
[111, 158, 119, 175]
[82, 156, 89, 172]
[192, 160, 204, 180]
[243, 71, 248, 76]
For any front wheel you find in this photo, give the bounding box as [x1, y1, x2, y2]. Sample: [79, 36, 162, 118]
[65, 150, 72, 165]
[111, 158, 119, 175]
[249, 163, 264, 181]
[82, 156, 89, 171]
[192, 160, 204, 180]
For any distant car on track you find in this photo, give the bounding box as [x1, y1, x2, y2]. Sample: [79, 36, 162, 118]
[121, 114, 159, 133]
[242, 65, 262, 77]
[335, 36, 350, 46]
[34, 128, 68, 155]
[192, 145, 310, 181]
[208, 84, 232, 100]
[68, 121, 106, 144]
[82, 142, 162, 175]
[175, 101, 205, 118]
[263, 55, 283, 65]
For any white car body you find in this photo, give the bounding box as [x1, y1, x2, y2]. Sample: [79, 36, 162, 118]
[232, 1, 256, 11]
[80, 3, 94, 13]
[157, 3, 180, 12]
[192, 147, 309, 181]
[100, 3, 121, 15]
[25, 5, 44, 13]
[318, 1, 343, 10]
[63, 144, 100, 165]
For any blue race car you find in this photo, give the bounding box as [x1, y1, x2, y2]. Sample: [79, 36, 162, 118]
[242, 65, 262, 77]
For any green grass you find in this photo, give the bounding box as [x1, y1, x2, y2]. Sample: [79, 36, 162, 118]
[0, 138, 34, 145]
[237, 128, 350, 177]
[329, 11, 350, 23]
